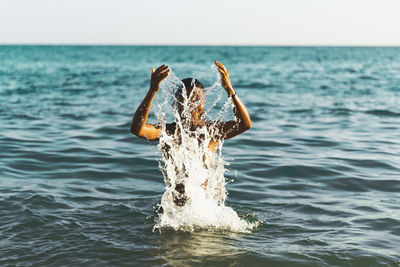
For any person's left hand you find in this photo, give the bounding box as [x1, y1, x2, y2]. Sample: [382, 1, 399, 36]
[214, 61, 234, 95]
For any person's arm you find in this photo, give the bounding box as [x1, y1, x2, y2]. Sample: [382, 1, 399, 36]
[214, 61, 251, 140]
[130, 65, 170, 140]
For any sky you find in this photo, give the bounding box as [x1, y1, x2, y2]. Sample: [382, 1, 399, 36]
[1, 0, 400, 45]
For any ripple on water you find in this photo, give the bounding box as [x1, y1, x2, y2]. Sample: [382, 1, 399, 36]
[325, 177, 400, 192]
[246, 165, 343, 179]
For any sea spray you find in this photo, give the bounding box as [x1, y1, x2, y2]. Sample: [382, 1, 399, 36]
[153, 66, 256, 232]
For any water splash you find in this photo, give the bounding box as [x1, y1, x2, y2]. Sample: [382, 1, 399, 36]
[153, 66, 257, 233]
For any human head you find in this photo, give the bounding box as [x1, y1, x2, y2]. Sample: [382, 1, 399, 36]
[174, 78, 205, 122]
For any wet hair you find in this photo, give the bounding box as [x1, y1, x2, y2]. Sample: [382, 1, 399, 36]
[175, 78, 204, 99]
[182, 78, 204, 90]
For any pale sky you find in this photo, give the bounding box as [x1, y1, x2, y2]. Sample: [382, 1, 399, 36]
[1, 0, 400, 45]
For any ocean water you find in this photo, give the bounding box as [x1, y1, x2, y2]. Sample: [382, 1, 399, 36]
[0, 46, 400, 266]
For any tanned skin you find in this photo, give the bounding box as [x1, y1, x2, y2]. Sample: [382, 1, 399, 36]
[131, 61, 251, 142]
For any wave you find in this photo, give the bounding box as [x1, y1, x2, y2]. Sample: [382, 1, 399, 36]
[325, 177, 400, 192]
[246, 165, 342, 179]
[234, 82, 275, 89]
[364, 109, 400, 117]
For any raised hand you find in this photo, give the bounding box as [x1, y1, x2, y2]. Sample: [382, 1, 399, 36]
[214, 61, 234, 95]
[213, 60, 251, 139]
[131, 65, 169, 140]
[150, 64, 170, 93]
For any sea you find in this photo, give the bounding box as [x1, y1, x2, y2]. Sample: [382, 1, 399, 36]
[0, 46, 399, 266]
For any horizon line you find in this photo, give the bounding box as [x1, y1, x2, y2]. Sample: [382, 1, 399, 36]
[1, 43, 400, 47]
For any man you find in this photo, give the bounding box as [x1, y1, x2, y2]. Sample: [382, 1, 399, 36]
[131, 61, 251, 206]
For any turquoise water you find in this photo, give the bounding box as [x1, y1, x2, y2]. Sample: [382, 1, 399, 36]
[0, 46, 399, 266]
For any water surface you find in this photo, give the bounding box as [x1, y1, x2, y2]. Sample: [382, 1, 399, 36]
[0, 46, 399, 266]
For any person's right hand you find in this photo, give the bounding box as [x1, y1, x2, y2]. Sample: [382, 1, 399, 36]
[150, 65, 170, 93]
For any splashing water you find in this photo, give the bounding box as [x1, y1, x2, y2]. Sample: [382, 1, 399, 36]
[153, 65, 257, 233]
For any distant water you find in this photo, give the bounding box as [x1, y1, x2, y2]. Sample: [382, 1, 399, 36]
[1, 46, 400, 266]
